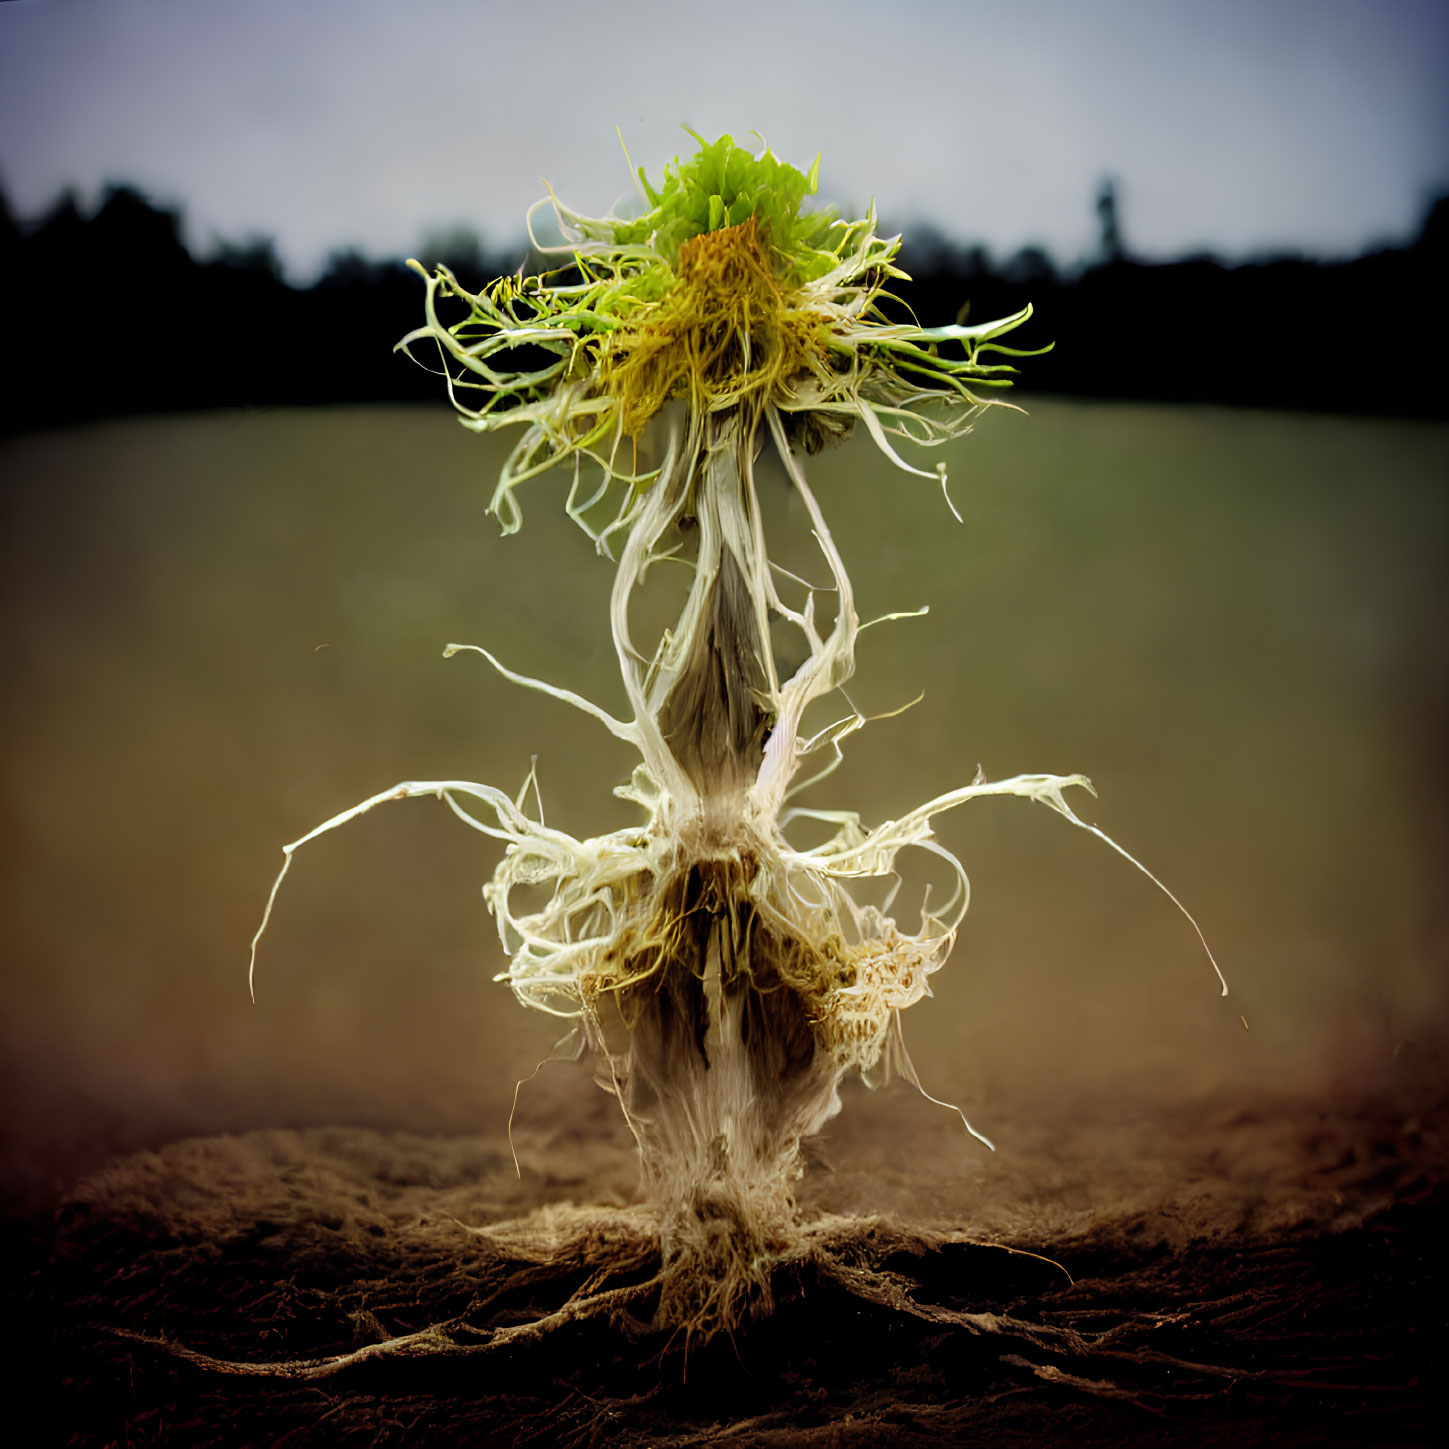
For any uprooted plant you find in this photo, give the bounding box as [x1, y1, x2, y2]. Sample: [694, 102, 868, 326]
[245, 131, 1226, 1356]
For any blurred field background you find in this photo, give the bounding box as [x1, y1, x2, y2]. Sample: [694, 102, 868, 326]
[1, 400, 1444, 1206]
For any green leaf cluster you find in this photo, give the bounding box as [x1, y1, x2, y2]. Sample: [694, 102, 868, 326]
[399, 130, 1049, 531]
[612, 131, 842, 282]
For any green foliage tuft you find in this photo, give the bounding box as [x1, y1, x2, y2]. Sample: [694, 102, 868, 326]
[614, 130, 838, 282]
[397, 129, 1048, 532]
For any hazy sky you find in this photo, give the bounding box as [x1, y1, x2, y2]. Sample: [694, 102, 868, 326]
[2, 0, 1446, 280]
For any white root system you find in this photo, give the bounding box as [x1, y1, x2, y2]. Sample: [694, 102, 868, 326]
[250, 403, 1224, 1344]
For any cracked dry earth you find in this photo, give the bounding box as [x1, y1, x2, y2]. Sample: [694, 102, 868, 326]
[10, 1068, 1443, 1448]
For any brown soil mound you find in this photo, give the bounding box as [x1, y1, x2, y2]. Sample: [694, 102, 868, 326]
[13, 1074, 1442, 1446]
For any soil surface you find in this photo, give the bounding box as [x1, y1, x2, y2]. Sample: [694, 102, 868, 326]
[14, 1068, 1443, 1447]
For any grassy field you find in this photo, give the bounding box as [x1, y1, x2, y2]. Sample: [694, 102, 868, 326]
[1, 399, 1445, 1198]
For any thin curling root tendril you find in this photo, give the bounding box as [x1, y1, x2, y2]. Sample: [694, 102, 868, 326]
[253, 131, 1225, 1347]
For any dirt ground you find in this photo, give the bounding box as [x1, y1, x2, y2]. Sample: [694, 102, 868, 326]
[11, 1058, 1442, 1447]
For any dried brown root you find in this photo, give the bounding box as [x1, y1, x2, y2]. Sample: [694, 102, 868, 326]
[109, 1211, 1248, 1407]
[113, 1272, 664, 1380]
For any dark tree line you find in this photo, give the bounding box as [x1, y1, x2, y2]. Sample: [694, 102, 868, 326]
[2, 181, 1444, 437]
[895, 184, 1447, 420]
[1, 185, 443, 435]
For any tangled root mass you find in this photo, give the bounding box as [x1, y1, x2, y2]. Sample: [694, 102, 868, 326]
[249, 403, 1220, 1352]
